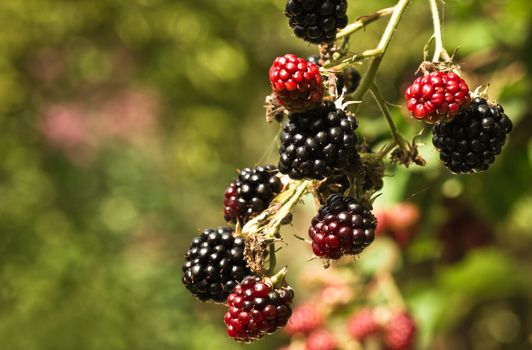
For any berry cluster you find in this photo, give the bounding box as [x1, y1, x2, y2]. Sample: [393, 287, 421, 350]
[269, 54, 323, 112]
[278, 101, 359, 180]
[285, 0, 348, 44]
[432, 97, 513, 173]
[309, 194, 376, 259]
[224, 165, 283, 224]
[182, 227, 250, 302]
[225, 276, 294, 342]
[405, 71, 471, 123]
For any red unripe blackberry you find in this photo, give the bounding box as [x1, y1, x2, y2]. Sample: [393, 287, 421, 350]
[376, 203, 420, 248]
[285, 304, 323, 335]
[384, 311, 416, 350]
[224, 165, 283, 224]
[285, 0, 348, 44]
[269, 54, 323, 112]
[405, 71, 471, 123]
[224, 275, 294, 342]
[305, 329, 337, 350]
[346, 308, 380, 341]
[432, 97, 513, 173]
[309, 194, 376, 259]
[182, 227, 250, 302]
[278, 102, 359, 180]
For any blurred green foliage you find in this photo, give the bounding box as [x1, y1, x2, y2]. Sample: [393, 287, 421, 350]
[0, 0, 530, 349]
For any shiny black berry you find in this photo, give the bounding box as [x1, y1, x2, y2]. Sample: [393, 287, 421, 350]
[182, 227, 251, 302]
[278, 101, 359, 180]
[432, 97, 512, 173]
[285, 0, 348, 44]
[342, 67, 361, 94]
[224, 166, 283, 224]
[309, 194, 376, 259]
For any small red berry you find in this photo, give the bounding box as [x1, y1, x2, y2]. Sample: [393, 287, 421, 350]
[269, 54, 323, 112]
[305, 329, 337, 350]
[284, 304, 323, 335]
[405, 71, 470, 123]
[346, 308, 380, 341]
[384, 311, 417, 350]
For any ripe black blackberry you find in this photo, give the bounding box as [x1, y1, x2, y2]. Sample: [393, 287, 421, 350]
[285, 0, 348, 44]
[342, 67, 361, 94]
[182, 227, 251, 302]
[309, 194, 376, 259]
[224, 166, 283, 224]
[225, 275, 294, 342]
[278, 101, 359, 180]
[432, 97, 513, 173]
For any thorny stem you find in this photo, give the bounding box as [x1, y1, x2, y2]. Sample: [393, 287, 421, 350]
[352, 0, 413, 104]
[369, 84, 408, 152]
[336, 7, 395, 40]
[429, 0, 450, 62]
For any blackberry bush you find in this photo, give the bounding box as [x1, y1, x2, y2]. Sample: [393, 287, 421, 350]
[309, 194, 376, 259]
[184, 0, 514, 345]
[278, 101, 359, 180]
[432, 97, 513, 173]
[285, 0, 348, 44]
[224, 275, 294, 342]
[181, 227, 250, 302]
[224, 165, 283, 224]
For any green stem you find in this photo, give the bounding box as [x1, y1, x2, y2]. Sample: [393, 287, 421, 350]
[352, 0, 413, 103]
[322, 48, 382, 70]
[335, 6, 395, 40]
[267, 243, 276, 275]
[429, 0, 450, 62]
[369, 84, 408, 150]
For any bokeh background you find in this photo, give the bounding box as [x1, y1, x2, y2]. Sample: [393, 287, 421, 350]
[0, 0, 531, 349]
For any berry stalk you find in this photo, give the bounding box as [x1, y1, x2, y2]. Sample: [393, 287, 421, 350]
[335, 6, 396, 40]
[369, 84, 409, 155]
[352, 0, 413, 104]
[429, 0, 450, 62]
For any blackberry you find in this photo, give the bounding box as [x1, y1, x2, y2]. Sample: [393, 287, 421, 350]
[306, 329, 337, 350]
[338, 67, 361, 94]
[285, 0, 349, 44]
[224, 275, 294, 342]
[269, 54, 323, 112]
[285, 304, 323, 335]
[384, 311, 416, 350]
[309, 194, 376, 259]
[432, 97, 513, 173]
[347, 308, 380, 341]
[181, 227, 250, 302]
[278, 101, 359, 180]
[405, 71, 471, 123]
[224, 165, 283, 224]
